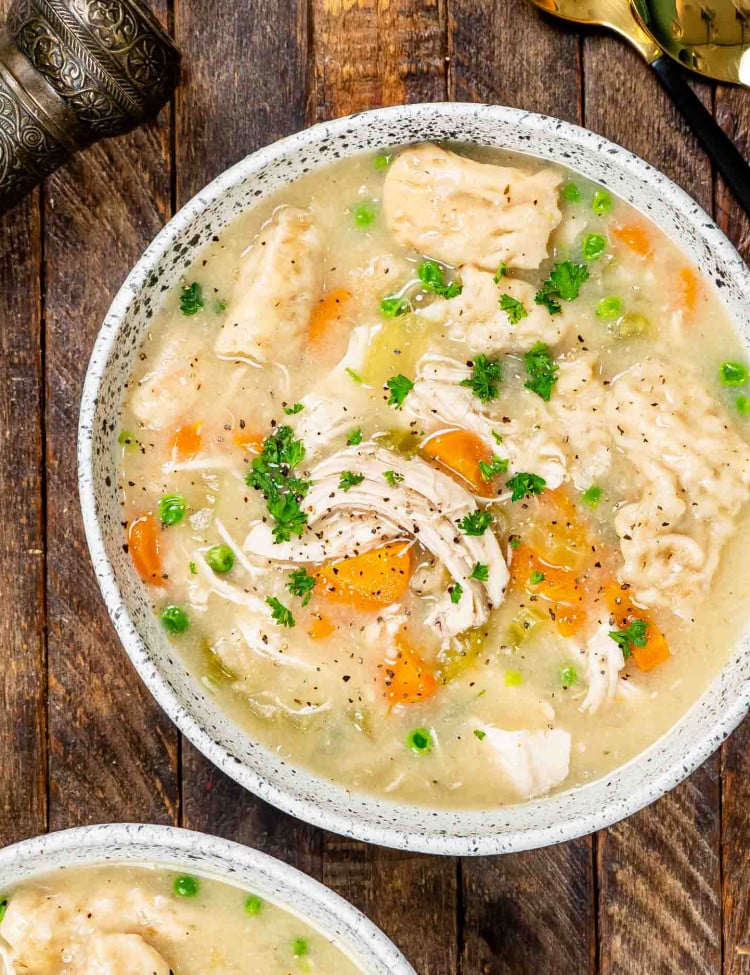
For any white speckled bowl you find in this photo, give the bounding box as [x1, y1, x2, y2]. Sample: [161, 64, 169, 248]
[0, 824, 415, 975]
[79, 103, 750, 856]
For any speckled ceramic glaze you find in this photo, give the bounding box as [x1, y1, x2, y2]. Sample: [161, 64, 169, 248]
[79, 103, 750, 856]
[0, 823, 415, 975]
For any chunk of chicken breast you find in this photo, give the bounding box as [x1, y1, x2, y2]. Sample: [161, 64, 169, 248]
[419, 267, 572, 354]
[130, 327, 206, 430]
[383, 144, 562, 270]
[215, 206, 324, 361]
[475, 726, 572, 799]
[607, 360, 750, 610]
[244, 445, 508, 640]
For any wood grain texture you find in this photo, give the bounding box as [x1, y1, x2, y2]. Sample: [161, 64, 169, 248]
[449, 4, 594, 973]
[0, 182, 46, 848]
[43, 1, 178, 829]
[716, 81, 750, 975]
[584, 32, 721, 975]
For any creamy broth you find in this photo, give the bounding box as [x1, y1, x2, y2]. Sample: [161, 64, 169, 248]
[118, 143, 750, 808]
[0, 865, 362, 974]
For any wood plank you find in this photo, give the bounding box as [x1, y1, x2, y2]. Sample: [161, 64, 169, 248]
[173, 0, 323, 871]
[0, 178, 46, 847]
[583, 33, 721, 975]
[715, 81, 750, 975]
[44, 3, 178, 829]
[310, 5, 457, 974]
[448, 3, 593, 973]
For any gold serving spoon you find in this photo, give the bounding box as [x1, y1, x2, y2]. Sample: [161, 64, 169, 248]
[528, 0, 750, 214]
[632, 0, 750, 86]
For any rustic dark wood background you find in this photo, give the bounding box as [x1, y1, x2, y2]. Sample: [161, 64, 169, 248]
[1, 0, 748, 972]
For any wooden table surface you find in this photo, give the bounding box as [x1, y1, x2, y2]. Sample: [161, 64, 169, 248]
[1, 1, 749, 972]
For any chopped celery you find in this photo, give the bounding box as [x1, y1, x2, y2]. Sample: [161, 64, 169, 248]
[437, 626, 487, 683]
[506, 606, 547, 647]
[611, 312, 650, 338]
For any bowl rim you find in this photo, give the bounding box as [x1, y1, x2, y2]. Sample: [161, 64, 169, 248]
[0, 823, 416, 975]
[79, 100, 750, 856]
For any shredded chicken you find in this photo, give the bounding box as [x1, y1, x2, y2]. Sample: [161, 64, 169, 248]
[244, 444, 508, 640]
[215, 206, 324, 361]
[383, 143, 562, 270]
[291, 393, 358, 459]
[608, 360, 750, 610]
[576, 623, 627, 714]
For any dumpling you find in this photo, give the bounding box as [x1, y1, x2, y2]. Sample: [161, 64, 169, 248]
[383, 143, 562, 270]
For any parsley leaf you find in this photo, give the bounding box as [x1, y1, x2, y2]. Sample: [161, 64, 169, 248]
[478, 456, 509, 482]
[474, 728, 486, 740]
[380, 296, 411, 318]
[266, 596, 295, 628]
[284, 402, 304, 415]
[609, 619, 648, 659]
[266, 492, 308, 542]
[449, 582, 463, 604]
[287, 567, 316, 607]
[339, 471, 365, 491]
[459, 354, 502, 402]
[470, 563, 489, 582]
[493, 263, 507, 283]
[383, 469, 405, 487]
[417, 260, 463, 299]
[245, 426, 309, 543]
[179, 282, 204, 315]
[346, 427, 363, 446]
[529, 569, 546, 585]
[385, 374, 414, 408]
[534, 261, 589, 314]
[499, 294, 528, 325]
[506, 472, 546, 502]
[459, 510, 493, 536]
[524, 342, 559, 401]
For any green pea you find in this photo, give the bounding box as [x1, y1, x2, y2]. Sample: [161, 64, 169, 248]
[293, 938, 309, 957]
[592, 189, 613, 215]
[160, 605, 189, 635]
[0, 897, 7, 922]
[720, 361, 749, 387]
[406, 727, 433, 755]
[380, 296, 411, 318]
[596, 296, 624, 320]
[737, 395, 750, 415]
[582, 232, 607, 262]
[560, 665, 578, 689]
[505, 669, 523, 687]
[353, 202, 377, 227]
[173, 875, 199, 898]
[374, 152, 391, 170]
[244, 894, 263, 915]
[206, 544, 235, 574]
[563, 182, 582, 203]
[158, 493, 186, 527]
[581, 485, 602, 508]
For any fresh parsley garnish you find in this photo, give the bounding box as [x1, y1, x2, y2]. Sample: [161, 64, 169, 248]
[179, 282, 204, 315]
[470, 563, 489, 582]
[347, 427, 363, 446]
[459, 510, 493, 536]
[499, 294, 528, 325]
[459, 354, 501, 402]
[474, 728, 486, 741]
[417, 260, 462, 299]
[493, 263, 507, 283]
[383, 469, 404, 487]
[339, 471, 365, 491]
[284, 402, 304, 415]
[524, 342, 559, 401]
[266, 596, 295, 628]
[287, 567, 316, 606]
[478, 456, 509, 481]
[609, 619, 648, 659]
[449, 582, 463, 604]
[385, 374, 414, 408]
[529, 569, 545, 585]
[506, 472, 546, 502]
[491, 430, 503, 445]
[245, 426, 309, 543]
[380, 296, 411, 318]
[534, 261, 589, 314]
[509, 536, 521, 549]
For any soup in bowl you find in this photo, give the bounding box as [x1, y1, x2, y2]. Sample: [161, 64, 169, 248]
[79, 103, 750, 854]
[0, 824, 412, 975]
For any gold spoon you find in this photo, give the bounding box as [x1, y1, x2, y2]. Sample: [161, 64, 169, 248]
[528, 0, 750, 215]
[632, 0, 750, 86]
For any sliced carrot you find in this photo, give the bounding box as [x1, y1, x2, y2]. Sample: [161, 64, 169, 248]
[524, 487, 591, 571]
[604, 581, 670, 672]
[170, 421, 202, 460]
[612, 223, 652, 257]
[509, 543, 586, 636]
[383, 632, 437, 705]
[309, 288, 351, 346]
[422, 429, 497, 497]
[316, 542, 412, 611]
[307, 613, 336, 640]
[233, 428, 265, 453]
[127, 514, 164, 586]
[677, 266, 699, 313]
